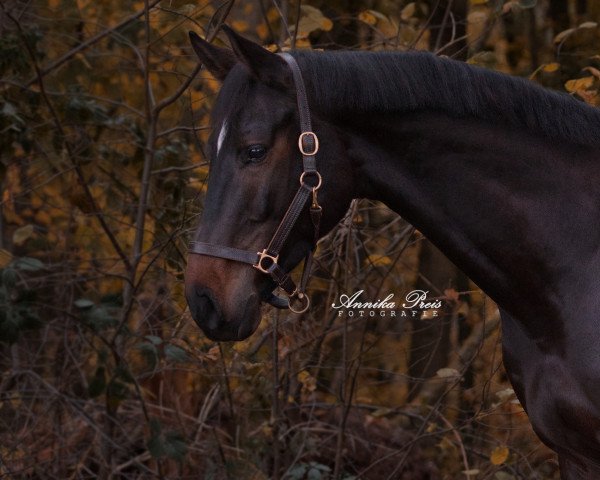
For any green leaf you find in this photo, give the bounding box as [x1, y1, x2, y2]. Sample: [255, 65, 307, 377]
[518, 0, 536, 8]
[14, 257, 44, 271]
[74, 298, 95, 309]
[84, 305, 117, 331]
[2, 268, 17, 289]
[164, 344, 188, 362]
[106, 377, 129, 410]
[12, 224, 34, 246]
[495, 472, 516, 480]
[88, 367, 106, 397]
[147, 419, 188, 462]
[0, 310, 19, 344]
[285, 464, 307, 480]
[137, 342, 159, 370]
[145, 335, 163, 345]
[307, 468, 322, 480]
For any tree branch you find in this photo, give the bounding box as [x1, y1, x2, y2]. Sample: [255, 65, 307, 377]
[2, 4, 132, 272]
[24, 0, 162, 88]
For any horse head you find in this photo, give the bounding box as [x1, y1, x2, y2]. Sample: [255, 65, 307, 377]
[185, 27, 354, 341]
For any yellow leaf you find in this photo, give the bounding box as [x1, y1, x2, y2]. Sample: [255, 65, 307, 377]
[401, 3, 416, 20]
[468, 11, 488, 25]
[320, 17, 333, 31]
[490, 446, 509, 465]
[426, 422, 437, 433]
[13, 224, 34, 246]
[496, 387, 515, 401]
[266, 7, 279, 23]
[231, 20, 249, 32]
[294, 38, 312, 49]
[10, 393, 22, 409]
[436, 367, 461, 378]
[34, 209, 52, 227]
[367, 254, 392, 266]
[583, 66, 600, 80]
[462, 470, 480, 476]
[370, 407, 393, 417]
[256, 23, 269, 41]
[565, 76, 594, 93]
[295, 5, 333, 37]
[554, 28, 575, 44]
[0, 249, 13, 269]
[542, 62, 560, 72]
[48, 0, 60, 8]
[297, 370, 316, 392]
[358, 10, 377, 25]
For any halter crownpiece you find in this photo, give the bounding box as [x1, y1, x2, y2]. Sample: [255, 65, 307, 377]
[189, 53, 322, 314]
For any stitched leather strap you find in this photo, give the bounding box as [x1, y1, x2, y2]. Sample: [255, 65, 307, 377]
[189, 242, 258, 265]
[280, 53, 317, 172]
[266, 183, 311, 256]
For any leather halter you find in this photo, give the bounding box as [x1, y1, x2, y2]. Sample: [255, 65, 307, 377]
[189, 53, 322, 314]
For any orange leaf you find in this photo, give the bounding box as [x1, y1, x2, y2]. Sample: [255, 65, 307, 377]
[490, 446, 509, 465]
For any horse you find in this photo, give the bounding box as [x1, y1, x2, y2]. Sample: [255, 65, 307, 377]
[184, 26, 600, 479]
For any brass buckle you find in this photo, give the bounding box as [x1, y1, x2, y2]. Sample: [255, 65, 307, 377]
[254, 249, 279, 274]
[298, 132, 319, 156]
[288, 291, 310, 314]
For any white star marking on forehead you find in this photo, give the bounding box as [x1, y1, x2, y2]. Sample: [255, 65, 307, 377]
[216, 120, 228, 156]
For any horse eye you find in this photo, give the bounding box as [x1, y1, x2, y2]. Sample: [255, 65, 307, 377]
[246, 144, 267, 162]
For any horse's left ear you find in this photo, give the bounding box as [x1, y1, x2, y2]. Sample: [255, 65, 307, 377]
[189, 31, 237, 81]
[222, 25, 292, 89]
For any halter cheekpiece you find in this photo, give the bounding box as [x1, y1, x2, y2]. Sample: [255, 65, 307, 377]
[189, 53, 322, 314]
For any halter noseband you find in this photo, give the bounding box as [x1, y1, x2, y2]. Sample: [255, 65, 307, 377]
[189, 53, 322, 314]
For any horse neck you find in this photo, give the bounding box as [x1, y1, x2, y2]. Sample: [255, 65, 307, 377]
[344, 110, 600, 333]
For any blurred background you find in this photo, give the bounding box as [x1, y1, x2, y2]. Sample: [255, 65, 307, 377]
[1, 0, 599, 478]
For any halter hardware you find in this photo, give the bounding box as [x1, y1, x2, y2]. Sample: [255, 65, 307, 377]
[254, 250, 279, 274]
[289, 290, 310, 314]
[300, 171, 322, 189]
[189, 53, 322, 313]
[298, 131, 319, 156]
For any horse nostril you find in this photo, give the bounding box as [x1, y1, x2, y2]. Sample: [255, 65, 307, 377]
[189, 287, 221, 330]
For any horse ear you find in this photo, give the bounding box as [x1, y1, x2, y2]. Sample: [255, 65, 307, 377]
[221, 25, 292, 89]
[189, 31, 237, 81]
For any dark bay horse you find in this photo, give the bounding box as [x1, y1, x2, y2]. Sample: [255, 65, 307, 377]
[184, 26, 600, 478]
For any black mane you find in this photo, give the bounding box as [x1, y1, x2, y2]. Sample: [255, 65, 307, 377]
[293, 50, 600, 147]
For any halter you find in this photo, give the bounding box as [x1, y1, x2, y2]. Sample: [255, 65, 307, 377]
[189, 53, 322, 314]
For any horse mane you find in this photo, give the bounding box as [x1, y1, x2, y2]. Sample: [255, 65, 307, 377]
[292, 49, 600, 147]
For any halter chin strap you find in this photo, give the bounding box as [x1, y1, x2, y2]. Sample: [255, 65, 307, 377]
[189, 53, 322, 314]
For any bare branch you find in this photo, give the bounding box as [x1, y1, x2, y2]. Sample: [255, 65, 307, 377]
[24, 0, 162, 88]
[2, 4, 132, 273]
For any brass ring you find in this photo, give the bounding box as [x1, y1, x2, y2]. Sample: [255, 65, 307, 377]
[289, 292, 310, 314]
[298, 132, 319, 156]
[300, 171, 322, 190]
